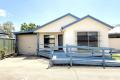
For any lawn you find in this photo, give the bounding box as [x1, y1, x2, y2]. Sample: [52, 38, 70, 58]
[112, 54, 120, 60]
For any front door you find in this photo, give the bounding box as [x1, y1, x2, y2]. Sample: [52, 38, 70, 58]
[58, 34, 63, 50]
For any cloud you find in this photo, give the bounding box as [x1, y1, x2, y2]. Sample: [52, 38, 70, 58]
[0, 9, 6, 17]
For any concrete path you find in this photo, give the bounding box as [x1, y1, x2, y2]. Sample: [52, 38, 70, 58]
[0, 56, 120, 80]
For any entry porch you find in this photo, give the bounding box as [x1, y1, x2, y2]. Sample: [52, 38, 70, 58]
[36, 32, 63, 51]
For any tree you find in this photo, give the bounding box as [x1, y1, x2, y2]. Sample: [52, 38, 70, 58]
[21, 23, 28, 31]
[28, 23, 36, 31]
[21, 23, 36, 31]
[2, 21, 14, 38]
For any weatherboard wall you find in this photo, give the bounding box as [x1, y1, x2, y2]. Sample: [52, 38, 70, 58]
[63, 17, 111, 47]
[109, 38, 120, 49]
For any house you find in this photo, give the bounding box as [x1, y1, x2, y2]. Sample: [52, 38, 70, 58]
[109, 26, 120, 49]
[0, 29, 9, 38]
[15, 13, 113, 55]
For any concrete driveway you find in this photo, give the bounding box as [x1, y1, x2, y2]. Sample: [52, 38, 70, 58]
[0, 56, 120, 80]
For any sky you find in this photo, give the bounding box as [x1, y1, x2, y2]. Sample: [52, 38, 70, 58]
[0, 0, 120, 31]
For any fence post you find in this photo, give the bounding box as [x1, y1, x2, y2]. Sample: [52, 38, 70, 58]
[66, 45, 68, 54]
[92, 49, 94, 56]
[69, 47, 72, 68]
[11, 39, 12, 54]
[110, 49, 112, 59]
[102, 49, 105, 69]
[3, 38, 5, 55]
[13, 39, 16, 54]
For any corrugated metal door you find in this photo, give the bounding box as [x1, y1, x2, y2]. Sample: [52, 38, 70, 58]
[18, 34, 37, 55]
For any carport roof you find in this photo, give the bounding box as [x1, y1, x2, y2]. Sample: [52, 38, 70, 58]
[109, 27, 120, 34]
[14, 31, 34, 35]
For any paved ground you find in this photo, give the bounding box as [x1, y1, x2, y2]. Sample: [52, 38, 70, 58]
[0, 56, 120, 80]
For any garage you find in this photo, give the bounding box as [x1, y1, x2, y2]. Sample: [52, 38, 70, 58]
[15, 32, 37, 55]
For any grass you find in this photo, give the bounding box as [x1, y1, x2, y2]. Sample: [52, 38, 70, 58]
[112, 54, 120, 60]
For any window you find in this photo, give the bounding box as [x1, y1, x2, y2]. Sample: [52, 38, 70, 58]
[109, 34, 120, 38]
[77, 32, 98, 47]
[44, 35, 55, 48]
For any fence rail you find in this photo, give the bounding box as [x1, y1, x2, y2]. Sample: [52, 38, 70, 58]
[0, 38, 15, 56]
[47, 45, 119, 69]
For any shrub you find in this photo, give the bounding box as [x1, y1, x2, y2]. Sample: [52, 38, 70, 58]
[0, 49, 6, 60]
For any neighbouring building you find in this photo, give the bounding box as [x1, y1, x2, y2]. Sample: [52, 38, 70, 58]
[0, 29, 9, 38]
[109, 26, 120, 50]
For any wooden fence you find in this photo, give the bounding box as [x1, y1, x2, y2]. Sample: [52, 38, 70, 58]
[0, 38, 15, 56]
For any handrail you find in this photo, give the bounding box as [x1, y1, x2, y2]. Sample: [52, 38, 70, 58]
[51, 45, 115, 51]
[48, 45, 118, 68]
[66, 45, 115, 68]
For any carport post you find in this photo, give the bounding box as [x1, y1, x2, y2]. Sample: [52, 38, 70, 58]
[37, 33, 39, 56]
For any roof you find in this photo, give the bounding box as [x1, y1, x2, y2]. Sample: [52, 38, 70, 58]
[15, 13, 113, 35]
[109, 33, 120, 38]
[109, 27, 120, 34]
[0, 29, 8, 35]
[0, 29, 7, 34]
[14, 31, 34, 35]
[34, 13, 80, 31]
[62, 15, 113, 30]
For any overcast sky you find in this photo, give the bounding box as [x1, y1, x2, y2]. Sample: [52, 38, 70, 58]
[0, 0, 120, 31]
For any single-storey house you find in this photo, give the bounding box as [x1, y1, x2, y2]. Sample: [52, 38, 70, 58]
[15, 13, 114, 55]
[0, 29, 9, 38]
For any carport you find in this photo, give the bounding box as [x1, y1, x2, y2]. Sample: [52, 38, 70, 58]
[15, 31, 37, 55]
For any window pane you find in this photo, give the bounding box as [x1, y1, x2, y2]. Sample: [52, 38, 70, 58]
[44, 35, 55, 48]
[89, 32, 98, 47]
[77, 32, 88, 46]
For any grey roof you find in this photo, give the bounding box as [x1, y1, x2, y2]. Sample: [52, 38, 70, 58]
[109, 33, 120, 38]
[0, 29, 6, 34]
[15, 13, 80, 35]
[14, 31, 34, 35]
[62, 15, 113, 30]
[15, 13, 113, 35]
[109, 27, 120, 34]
